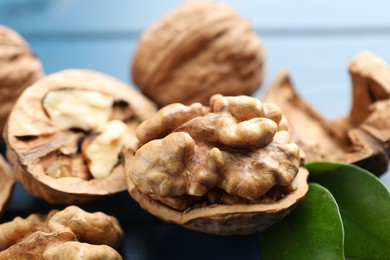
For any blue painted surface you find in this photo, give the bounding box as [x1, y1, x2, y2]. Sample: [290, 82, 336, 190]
[1, 1, 390, 259]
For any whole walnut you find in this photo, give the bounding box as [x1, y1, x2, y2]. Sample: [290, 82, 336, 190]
[0, 25, 43, 134]
[132, 1, 265, 107]
[124, 95, 308, 235]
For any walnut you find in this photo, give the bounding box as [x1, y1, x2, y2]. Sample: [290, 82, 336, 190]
[4, 69, 157, 204]
[0, 206, 123, 259]
[0, 155, 14, 217]
[132, 1, 265, 107]
[264, 52, 390, 176]
[124, 94, 308, 235]
[0, 25, 43, 135]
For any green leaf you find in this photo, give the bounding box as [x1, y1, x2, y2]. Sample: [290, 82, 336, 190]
[306, 161, 390, 259]
[259, 183, 344, 260]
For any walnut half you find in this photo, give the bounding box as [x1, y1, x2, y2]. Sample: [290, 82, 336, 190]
[4, 69, 157, 204]
[0, 206, 123, 259]
[124, 94, 308, 235]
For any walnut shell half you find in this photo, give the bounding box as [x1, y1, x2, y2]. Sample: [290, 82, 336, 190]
[0, 25, 43, 135]
[132, 1, 265, 107]
[263, 52, 390, 176]
[0, 155, 14, 217]
[4, 69, 157, 204]
[124, 95, 308, 235]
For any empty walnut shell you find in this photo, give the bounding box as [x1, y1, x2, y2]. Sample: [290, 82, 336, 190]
[0, 206, 123, 259]
[0, 25, 43, 135]
[124, 94, 308, 235]
[4, 69, 157, 204]
[0, 155, 14, 216]
[263, 52, 390, 176]
[132, 1, 265, 107]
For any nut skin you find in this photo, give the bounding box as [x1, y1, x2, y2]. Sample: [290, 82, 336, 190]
[0, 25, 43, 135]
[0, 155, 14, 217]
[3, 69, 157, 204]
[0, 206, 123, 259]
[125, 94, 307, 235]
[132, 1, 265, 106]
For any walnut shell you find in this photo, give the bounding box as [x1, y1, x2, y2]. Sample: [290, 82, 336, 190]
[263, 52, 390, 176]
[4, 69, 157, 204]
[124, 95, 308, 235]
[0, 155, 14, 217]
[0, 25, 43, 135]
[0, 206, 123, 259]
[132, 1, 265, 107]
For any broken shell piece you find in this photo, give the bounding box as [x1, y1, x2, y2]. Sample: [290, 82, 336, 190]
[263, 52, 390, 176]
[4, 69, 157, 204]
[0, 155, 14, 217]
[125, 94, 308, 234]
[0, 206, 123, 259]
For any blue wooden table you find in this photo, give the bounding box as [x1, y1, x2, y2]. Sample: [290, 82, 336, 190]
[1, 1, 390, 259]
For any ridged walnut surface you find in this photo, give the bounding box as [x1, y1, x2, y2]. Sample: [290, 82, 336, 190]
[132, 1, 265, 106]
[4, 69, 157, 204]
[0, 206, 123, 259]
[125, 95, 308, 235]
[0, 25, 43, 134]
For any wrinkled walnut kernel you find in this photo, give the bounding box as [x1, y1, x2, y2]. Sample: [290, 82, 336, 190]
[128, 94, 300, 209]
[0, 206, 123, 259]
[82, 120, 131, 179]
[42, 90, 130, 180]
[43, 89, 113, 131]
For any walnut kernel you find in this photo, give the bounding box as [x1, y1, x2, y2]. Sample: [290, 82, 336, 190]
[125, 94, 308, 234]
[0, 206, 123, 259]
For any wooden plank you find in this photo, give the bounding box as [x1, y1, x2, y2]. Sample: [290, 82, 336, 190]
[1, 0, 390, 34]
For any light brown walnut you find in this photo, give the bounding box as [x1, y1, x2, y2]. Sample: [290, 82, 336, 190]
[4, 69, 157, 204]
[0, 25, 43, 135]
[0, 206, 123, 259]
[0, 155, 14, 217]
[132, 1, 265, 106]
[125, 94, 308, 235]
[264, 52, 390, 176]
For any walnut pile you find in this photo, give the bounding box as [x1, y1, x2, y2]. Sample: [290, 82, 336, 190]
[4, 69, 157, 204]
[264, 51, 390, 176]
[0, 25, 43, 135]
[0, 206, 123, 259]
[124, 94, 308, 234]
[0, 155, 13, 217]
[132, 1, 265, 107]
